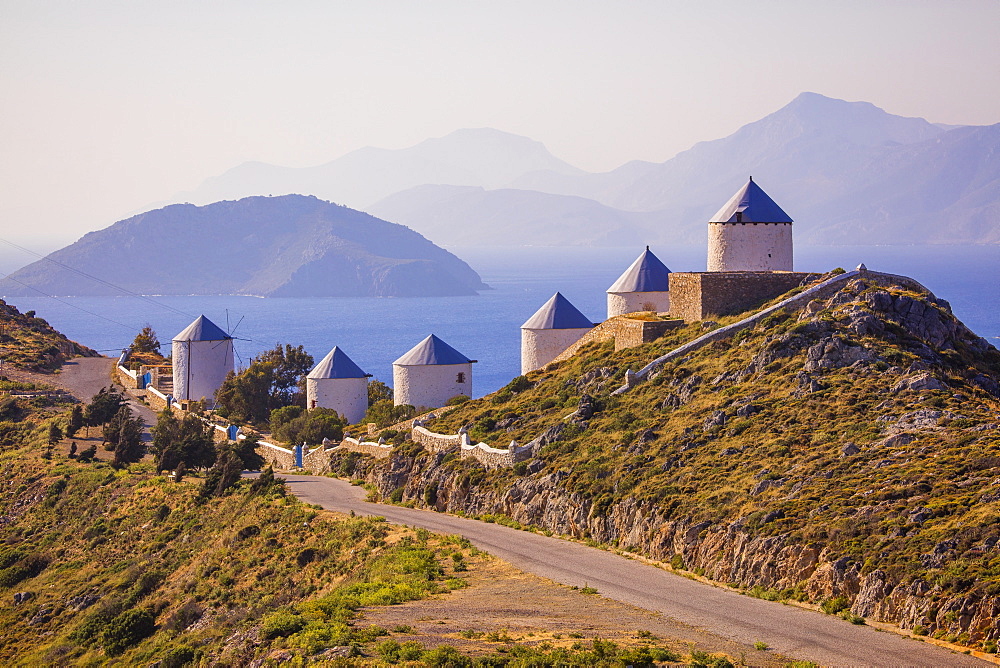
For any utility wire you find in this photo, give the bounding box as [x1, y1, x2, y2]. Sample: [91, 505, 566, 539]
[0, 236, 195, 320]
[0, 271, 138, 335]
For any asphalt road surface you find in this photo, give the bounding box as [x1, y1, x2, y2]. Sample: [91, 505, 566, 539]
[280, 474, 987, 668]
[45, 356, 158, 439]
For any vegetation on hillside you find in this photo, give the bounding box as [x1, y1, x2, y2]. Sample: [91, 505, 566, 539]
[361, 276, 1000, 649]
[0, 299, 95, 370]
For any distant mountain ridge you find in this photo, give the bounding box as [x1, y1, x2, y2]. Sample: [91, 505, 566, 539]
[0, 196, 488, 298]
[175, 128, 584, 210]
[169, 93, 998, 247]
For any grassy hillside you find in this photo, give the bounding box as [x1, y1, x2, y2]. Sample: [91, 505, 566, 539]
[363, 274, 1000, 651]
[0, 298, 95, 370]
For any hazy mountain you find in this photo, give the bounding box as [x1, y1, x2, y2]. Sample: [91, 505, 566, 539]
[165, 93, 999, 248]
[174, 128, 585, 210]
[0, 196, 488, 298]
[368, 185, 664, 247]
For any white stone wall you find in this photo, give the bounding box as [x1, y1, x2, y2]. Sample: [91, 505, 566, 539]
[707, 222, 793, 272]
[520, 327, 591, 374]
[393, 362, 472, 409]
[606, 291, 670, 318]
[307, 376, 368, 424]
[171, 338, 234, 405]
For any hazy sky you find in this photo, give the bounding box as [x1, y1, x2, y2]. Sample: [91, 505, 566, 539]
[2, 0, 999, 251]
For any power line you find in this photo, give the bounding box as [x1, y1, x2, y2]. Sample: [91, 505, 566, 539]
[0, 236, 195, 320]
[0, 271, 138, 335]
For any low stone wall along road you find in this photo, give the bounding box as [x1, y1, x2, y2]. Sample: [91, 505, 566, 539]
[277, 474, 988, 668]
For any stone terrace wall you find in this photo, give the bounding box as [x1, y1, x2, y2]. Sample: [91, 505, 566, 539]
[411, 426, 461, 453]
[338, 437, 393, 460]
[551, 315, 683, 365]
[669, 271, 820, 322]
[114, 364, 139, 390]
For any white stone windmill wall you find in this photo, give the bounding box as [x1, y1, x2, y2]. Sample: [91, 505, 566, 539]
[306, 347, 370, 424]
[393, 334, 474, 409]
[521, 292, 594, 374]
[707, 177, 793, 272]
[171, 315, 234, 406]
[606, 247, 672, 318]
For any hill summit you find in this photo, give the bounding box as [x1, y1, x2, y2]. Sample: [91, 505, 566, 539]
[0, 195, 488, 298]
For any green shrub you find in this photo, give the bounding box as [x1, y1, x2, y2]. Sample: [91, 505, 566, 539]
[820, 596, 850, 615]
[100, 609, 155, 656]
[260, 609, 306, 639]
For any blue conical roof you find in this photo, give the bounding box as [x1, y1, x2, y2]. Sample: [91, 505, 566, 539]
[607, 247, 671, 293]
[172, 315, 231, 342]
[521, 292, 594, 330]
[393, 334, 473, 366]
[307, 346, 367, 379]
[710, 178, 793, 224]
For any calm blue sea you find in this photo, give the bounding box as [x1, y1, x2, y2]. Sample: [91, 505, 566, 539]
[2, 245, 997, 397]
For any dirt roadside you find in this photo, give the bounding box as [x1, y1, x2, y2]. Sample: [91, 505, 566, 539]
[358, 549, 787, 665]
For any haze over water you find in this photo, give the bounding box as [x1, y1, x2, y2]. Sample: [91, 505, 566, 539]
[1, 245, 997, 397]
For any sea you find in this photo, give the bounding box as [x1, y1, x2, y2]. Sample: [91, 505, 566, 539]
[1, 245, 997, 397]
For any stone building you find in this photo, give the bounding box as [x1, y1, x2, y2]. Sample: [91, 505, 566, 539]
[520, 292, 594, 374]
[171, 315, 233, 406]
[707, 177, 793, 272]
[393, 334, 475, 408]
[606, 246, 671, 317]
[306, 346, 371, 424]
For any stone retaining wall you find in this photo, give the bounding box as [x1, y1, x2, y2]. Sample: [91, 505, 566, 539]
[411, 426, 461, 453]
[114, 364, 139, 389]
[337, 437, 394, 460]
[669, 271, 820, 322]
[551, 315, 683, 365]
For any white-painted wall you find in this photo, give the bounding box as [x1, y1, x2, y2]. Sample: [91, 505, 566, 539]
[307, 376, 368, 424]
[171, 338, 234, 405]
[521, 327, 591, 374]
[707, 222, 793, 272]
[607, 291, 670, 318]
[393, 362, 472, 408]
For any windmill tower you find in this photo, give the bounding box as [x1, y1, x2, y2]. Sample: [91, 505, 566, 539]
[521, 292, 594, 374]
[606, 247, 671, 317]
[171, 315, 234, 406]
[707, 177, 793, 272]
[306, 347, 371, 424]
[393, 334, 475, 409]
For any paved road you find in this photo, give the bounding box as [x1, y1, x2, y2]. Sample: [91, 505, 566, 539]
[280, 474, 987, 668]
[37, 356, 158, 440]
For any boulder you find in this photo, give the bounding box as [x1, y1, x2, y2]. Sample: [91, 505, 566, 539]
[892, 373, 947, 394]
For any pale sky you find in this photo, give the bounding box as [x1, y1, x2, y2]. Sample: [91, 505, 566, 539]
[2, 0, 999, 252]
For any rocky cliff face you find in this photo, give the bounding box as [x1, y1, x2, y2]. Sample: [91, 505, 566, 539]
[333, 275, 1000, 649]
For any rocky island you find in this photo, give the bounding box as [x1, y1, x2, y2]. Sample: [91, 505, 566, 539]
[0, 195, 488, 298]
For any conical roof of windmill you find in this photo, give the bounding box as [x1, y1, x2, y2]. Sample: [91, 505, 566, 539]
[394, 334, 473, 366]
[710, 177, 793, 223]
[307, 347, 367, 379]
[607, 247, 671, 293]
[522, 292, 594, 329]
[173, 315, 232, 342]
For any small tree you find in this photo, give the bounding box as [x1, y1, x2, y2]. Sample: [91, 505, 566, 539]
[231, 433, 265, 471]
[131, 325, 161, 355]
[104, 406, 145, 467]
[67, 404, 85, 437]
[85, 387, 126, 433]
[368, 379, 393, 406]
[198, 446, 243, 501]
[151, 409, 216, 472]
[47, 422, 63, 446]
[214, 344, 314, 424]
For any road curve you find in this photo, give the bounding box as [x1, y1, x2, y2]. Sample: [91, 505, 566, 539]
[281, 474, 986, 668]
